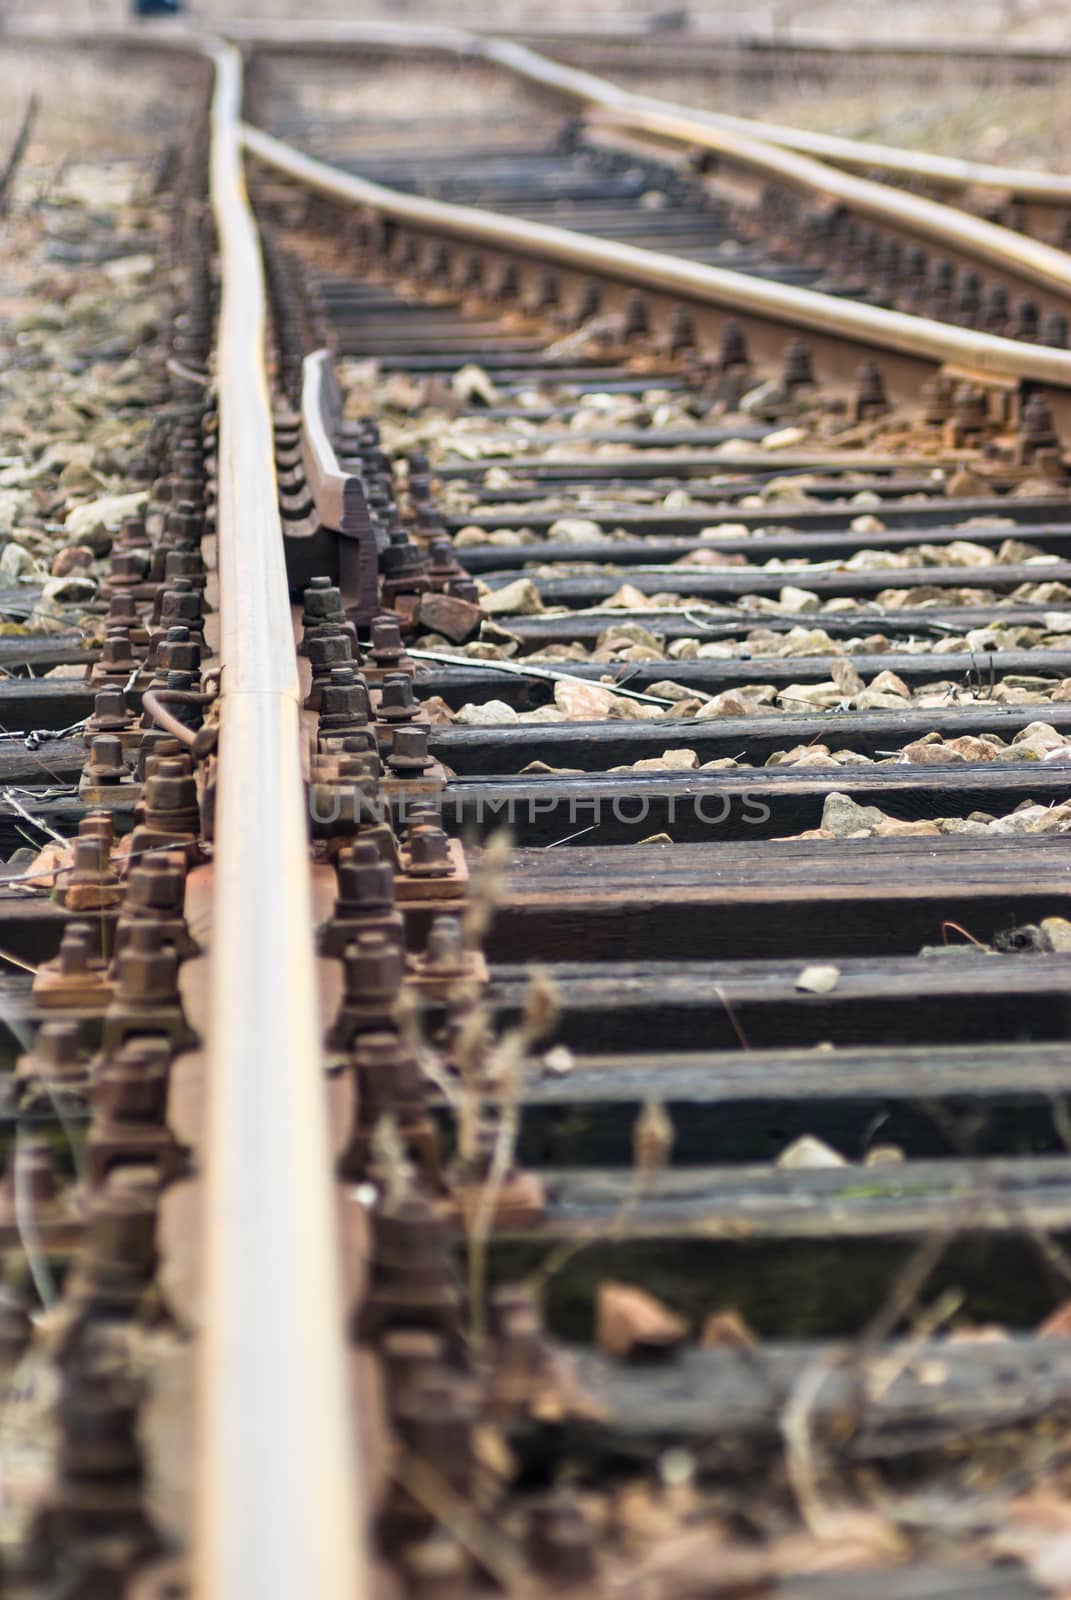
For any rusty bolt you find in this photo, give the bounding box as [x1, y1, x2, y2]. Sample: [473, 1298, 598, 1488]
[302, 576, 344, 625]
[144, 756, 198, 819]
[87, 734, 126, 785]
[114, 923, 183, 1005]
[109, 552, 149, 587]
[91, 687, 132, 734]
[337, 841, 395, 910]
[80, 812, 116, 850]
[106, 592, 140, 627]
[124, 854, 186, 916]
[99, 627, 136, 670]
[781, 336, 816, 392]
[96, 1039, 170, 1125]
[954, 383, 988, 433]
[422, 916, 465, 970]
[1044, 310, 1069, 349]
[388, 725, 432, 778]
[921, 373, 955, 427]
[405, 820, 450, 873]
[343, 930, 404, 1004]
[377, 673, 417, 722]
[34, 1019, 86, 1081]
[1022, 393, 1061, 455]
[159, 581, 202, 628]
[854, 359, 888, 418]
[58, 924, 93, 977]
[370, 618, 406, 670]
[718, 319, 749, 369]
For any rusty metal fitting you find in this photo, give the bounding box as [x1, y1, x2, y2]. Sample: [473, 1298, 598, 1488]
[426, 540, 461, 585]
[356, 1192, 461, 1343]
[421, 916, 465, 972]
[376, 672, 417, 724]
[343, 929, 404, 1004]
[115, 851, 196, 961]
[1044, 310, 1069, 349]
[83, 733, 128, 790]
[718, 320, 749, 370]
[101, 922, 197, 1055]
[921, 373, 955, 427]
[1016, 299, 1040, 341]
[956, 268, 981, 324]
[445, 576, 479, 606]
[318, 666, 372, 738]
[155, 625, 202, 676]
[328, 929, 405, 1049]
[982, 282, 1010, 334]
[165, 504, 205, 544]
[91, 626, 139, 686]
[321, 841, 403, 957]
[106, 592, 142, 630]
[37, 1336, 157, 1556]
[340, 1031, 440, 1188]
[22, 1019, 89, 1088]
[525, 1493, 597, 1583]
[781, 336, 816, 392]
[387, 726, 433, 779]
[1021, 393, 1061, 458]
[88, 1038, 179, 1190]
[108, 551, 150, 590]
[853, 359, 889, 421]
[953, 382, 989, 437]
[622, 290, 649, 340]
[301, 576, 345, 639]
[64, 834, 122, 921]
[94, 1037, 171, 1125]
[305, 627, 355, 709]
[158, 580, 203, 631]
[141, 754, 201, 835]
[665, 305, 696, 358]
[115, 514, 149, 551]
[369, 616, 407, 672]
[33, 921, 112, 1009]
[404, 821, 452, 875]
[85, 686, 136, 747]
[381, 527, 428, 586]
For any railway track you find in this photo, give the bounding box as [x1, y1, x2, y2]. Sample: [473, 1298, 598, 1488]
[6, 20, 1071, 1600]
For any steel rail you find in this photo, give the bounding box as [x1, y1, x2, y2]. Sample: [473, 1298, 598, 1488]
[242, 122, 1071, 392]
[225, 20, 1071, 207]
[200, 40, 365, 1600]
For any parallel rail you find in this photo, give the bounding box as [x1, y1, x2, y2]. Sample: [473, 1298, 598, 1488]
[200, 39, 364, 1600]
[243, 122, 1071, 397]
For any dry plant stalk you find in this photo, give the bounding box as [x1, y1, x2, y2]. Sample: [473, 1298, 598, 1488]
[463, 969, 559, 1351]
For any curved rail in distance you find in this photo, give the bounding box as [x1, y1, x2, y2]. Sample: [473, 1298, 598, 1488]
[243, 121, 1071, 393]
